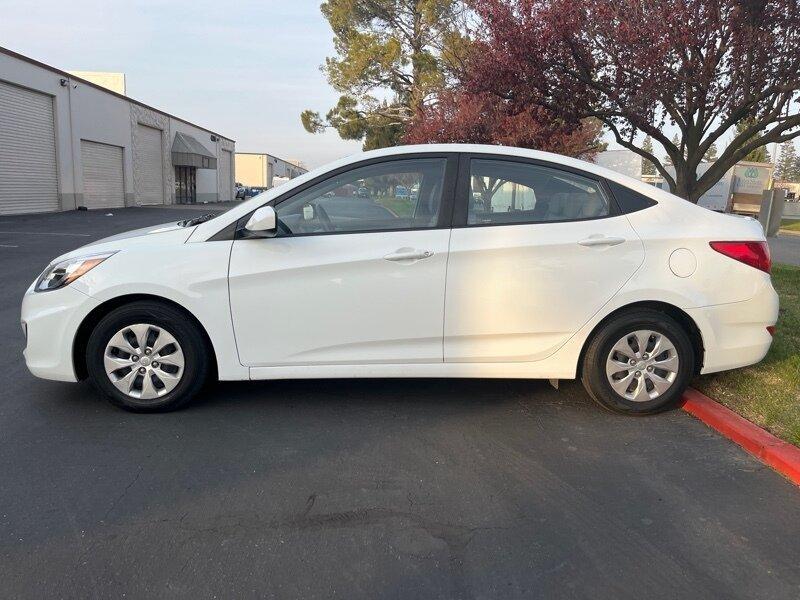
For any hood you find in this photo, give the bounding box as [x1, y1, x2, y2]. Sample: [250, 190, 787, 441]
[91, 221, 189, 245]
[54, 221, 196, 262]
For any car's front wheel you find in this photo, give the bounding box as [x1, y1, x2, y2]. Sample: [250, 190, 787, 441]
[580, 309, 694, 415]
[86, 301, 210, 412]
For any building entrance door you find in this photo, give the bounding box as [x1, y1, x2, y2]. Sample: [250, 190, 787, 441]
[175, 166, 196, 204]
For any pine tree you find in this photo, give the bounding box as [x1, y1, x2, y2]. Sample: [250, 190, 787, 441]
[300, 0, 464, 150]
[775, 141, 799, 181]
[793, 153, 800, 183]
[641, 135, 656, 175]
[734, 119, 771, 163]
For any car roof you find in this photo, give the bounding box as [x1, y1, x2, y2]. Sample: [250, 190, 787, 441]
[356, 144, 635, 183]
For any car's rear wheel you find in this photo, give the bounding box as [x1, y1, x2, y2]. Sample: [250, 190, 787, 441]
[580, 309, 694, 415]
[86, 301, 209, 412]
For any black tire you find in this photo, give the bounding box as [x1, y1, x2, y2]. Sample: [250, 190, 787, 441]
[580, 308, 694, 415]
[86, 301, 210, 412]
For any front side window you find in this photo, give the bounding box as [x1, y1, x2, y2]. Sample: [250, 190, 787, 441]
[275, 158, 446, 235]
[468, 159, 610, 225]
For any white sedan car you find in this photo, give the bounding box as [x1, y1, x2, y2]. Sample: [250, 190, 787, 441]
[22, 145, 778, 413]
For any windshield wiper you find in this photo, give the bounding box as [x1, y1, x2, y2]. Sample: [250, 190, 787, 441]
[178, 213, 217, 227]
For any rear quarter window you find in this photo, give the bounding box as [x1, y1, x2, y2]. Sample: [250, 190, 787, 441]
[606, 180, 658, 214]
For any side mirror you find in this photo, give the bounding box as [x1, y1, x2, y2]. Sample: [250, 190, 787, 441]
[244, 206, 277, 236]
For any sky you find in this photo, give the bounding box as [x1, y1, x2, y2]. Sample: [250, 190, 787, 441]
[1, 0, 793, 169]
[0, 0, 363, 168]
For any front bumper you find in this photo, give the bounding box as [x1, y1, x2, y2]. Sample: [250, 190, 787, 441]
[688, 277, 780, 375]
[21, 285, 100, 382]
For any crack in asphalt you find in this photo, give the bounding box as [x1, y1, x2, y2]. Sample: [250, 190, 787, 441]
[102, 466, 143, 522]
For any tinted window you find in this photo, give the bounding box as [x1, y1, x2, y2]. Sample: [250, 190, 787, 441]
[605, 180, 657, 214]
[276, 159, 446, 235]
[468, 159, 610, 225]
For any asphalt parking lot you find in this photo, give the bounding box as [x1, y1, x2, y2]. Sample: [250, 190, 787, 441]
[1, 207, 799, 599]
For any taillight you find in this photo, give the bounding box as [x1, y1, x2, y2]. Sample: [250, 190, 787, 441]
[767, 326, 776, 336]
[709, 241, 771, 274]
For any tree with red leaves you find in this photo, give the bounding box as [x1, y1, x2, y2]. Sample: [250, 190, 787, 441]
[405, 90, 606, 158]
[458, 0, 800, 201]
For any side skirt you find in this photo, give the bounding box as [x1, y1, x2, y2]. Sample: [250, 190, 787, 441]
[249, 361, 577, 381]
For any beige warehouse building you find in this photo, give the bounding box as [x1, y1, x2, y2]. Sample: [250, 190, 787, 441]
[235, 153, 306, 189]
[66, 71, 127, 95]
[0, 46, 236, 215]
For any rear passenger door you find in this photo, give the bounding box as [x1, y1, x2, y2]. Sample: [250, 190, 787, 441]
[443, 156, 645, 363]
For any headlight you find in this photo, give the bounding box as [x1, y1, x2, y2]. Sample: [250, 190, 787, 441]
[35, 251, 117, 293]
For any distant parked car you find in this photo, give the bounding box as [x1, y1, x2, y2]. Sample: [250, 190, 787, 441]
[357, 186, 369, 198]
[395, 185, 409, 199]
[22, 144, 778, 413]
[235, 186, 246, 199]
[237, 186, 266, 199]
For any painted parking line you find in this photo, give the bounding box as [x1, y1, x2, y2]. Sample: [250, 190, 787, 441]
[0, 244, 19, 248]
[0, 231, 91, 237]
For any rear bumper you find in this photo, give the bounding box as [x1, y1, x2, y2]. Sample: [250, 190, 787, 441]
[688, 277, 779, 375]
[21, 285, 99, 382]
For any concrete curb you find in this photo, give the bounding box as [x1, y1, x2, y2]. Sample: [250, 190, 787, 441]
[682, 388, 800, 486]
[778, 228, 800, 237]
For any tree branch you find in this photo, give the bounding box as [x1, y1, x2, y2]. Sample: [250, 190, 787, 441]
[604, 120, 677, 190]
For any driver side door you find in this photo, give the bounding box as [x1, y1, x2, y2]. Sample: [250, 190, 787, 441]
[228, 154, 457, 368]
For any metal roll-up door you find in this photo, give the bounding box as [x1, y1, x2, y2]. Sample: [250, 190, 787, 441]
[80, 140, 124, 209]
[0, 80, 59, 215]
[219, 149, 232, 201]
[135, 123, 164, 205]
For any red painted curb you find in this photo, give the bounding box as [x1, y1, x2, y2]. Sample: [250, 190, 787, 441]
[682, 388, 800, 486]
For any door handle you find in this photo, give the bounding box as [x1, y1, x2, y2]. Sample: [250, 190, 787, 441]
[383, 249, 434, 262]
[577, 236, 625, 247]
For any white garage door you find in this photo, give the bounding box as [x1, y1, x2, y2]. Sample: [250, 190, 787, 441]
[135, 124, 164, 205]
[219, 149, 232, 201]
[0, 80, 59, 215]
[81, 141, 124, 209]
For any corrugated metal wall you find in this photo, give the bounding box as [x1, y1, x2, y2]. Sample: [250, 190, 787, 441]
[0, 80, 59, 214]
[80, 140, 125, 209]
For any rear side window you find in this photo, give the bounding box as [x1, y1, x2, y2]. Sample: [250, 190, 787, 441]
[467, 159, 610, 225]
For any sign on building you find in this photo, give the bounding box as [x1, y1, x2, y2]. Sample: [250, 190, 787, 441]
[732, 163, 773, 195]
